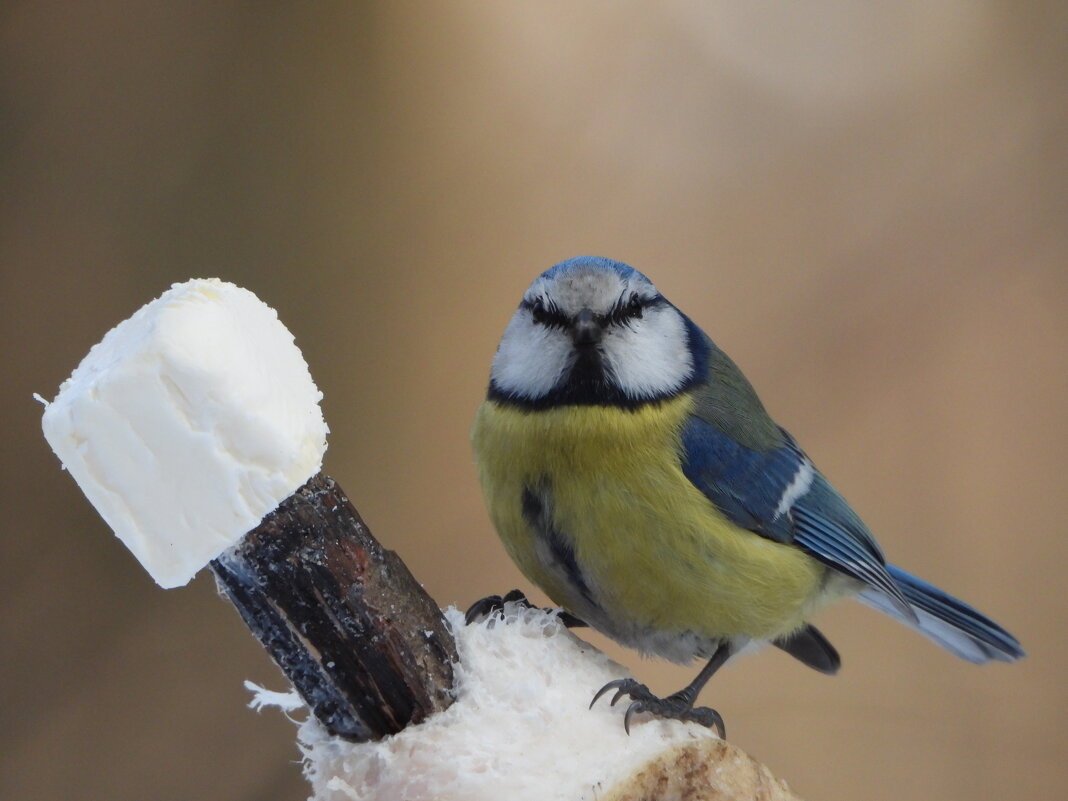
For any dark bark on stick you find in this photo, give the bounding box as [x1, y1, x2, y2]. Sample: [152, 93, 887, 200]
[210, 473, 457, 741]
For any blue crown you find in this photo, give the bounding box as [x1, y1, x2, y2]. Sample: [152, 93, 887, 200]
[541, 256, 644, 283]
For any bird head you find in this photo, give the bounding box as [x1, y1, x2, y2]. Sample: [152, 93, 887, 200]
[488, 257, 702, 408]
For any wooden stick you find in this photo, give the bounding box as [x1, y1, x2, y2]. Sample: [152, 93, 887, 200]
[211, 473, 457, 741]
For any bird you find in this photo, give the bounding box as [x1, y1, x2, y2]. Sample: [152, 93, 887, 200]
[467, 255, 1023, 737]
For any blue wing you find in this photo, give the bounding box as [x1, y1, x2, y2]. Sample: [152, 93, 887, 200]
[680, 413, 913, 615]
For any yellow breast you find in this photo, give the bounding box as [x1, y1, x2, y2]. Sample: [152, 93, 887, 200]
[471, 396, 826, 655]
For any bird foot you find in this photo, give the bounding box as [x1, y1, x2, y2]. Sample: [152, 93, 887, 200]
[590, 678, 726, 738]
[464, 588, 529, 624]
[464, 589, 586, 628]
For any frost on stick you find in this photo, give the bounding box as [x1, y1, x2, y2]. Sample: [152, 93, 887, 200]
[41, 278, 328, 588]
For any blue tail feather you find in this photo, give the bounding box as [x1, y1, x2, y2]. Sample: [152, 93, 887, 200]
[857, 564, 1024, 663]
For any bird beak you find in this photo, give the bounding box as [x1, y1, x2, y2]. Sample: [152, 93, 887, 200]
[571, 308, 603, 347]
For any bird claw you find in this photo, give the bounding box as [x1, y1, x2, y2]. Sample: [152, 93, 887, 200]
[683, 705, 726, 737]
[623, 700, 644, 735]
[590, 678, 726, 738]
[589, 677, 642, 709]
[464, 589, 530, 624]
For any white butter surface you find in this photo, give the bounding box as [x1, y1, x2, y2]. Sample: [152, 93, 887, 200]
[296, 606, 719, 801]
[41, 278, 328, 588]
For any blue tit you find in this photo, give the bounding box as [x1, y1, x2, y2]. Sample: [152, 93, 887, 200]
[469, 255, 1023, 736]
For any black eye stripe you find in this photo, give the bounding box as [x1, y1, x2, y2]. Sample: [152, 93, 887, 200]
[522, 292, 664, 327]
[607, 292, 662, 325]
[522, 297, 569, 328]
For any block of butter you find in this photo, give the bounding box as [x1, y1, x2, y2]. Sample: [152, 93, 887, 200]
[41, 278, 328, 588]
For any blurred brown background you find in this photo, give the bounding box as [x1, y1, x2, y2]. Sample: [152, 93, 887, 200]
[3, 3, 1066, 800]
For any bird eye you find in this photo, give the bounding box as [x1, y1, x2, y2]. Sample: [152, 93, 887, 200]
[626, 293, 643, 319]
[530, 297, 550, 325]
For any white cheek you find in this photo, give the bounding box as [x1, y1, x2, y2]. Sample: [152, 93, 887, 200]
[490, 313, 573, 399]
[601, 308, 693, 399]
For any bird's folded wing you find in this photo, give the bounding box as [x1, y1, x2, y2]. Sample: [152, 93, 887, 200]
[680, 412, 913, 618]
